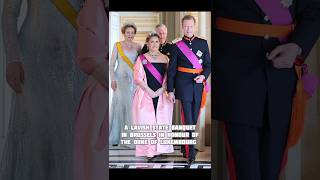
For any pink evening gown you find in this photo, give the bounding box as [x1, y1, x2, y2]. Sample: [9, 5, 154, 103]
[132, 56, 174, 157]
[73, 0, 108, 180]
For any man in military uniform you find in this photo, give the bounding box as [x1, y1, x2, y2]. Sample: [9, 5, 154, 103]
[141, 24, 173, 57]
[213, 0, 320, 179]
[167, 15, 211, 164]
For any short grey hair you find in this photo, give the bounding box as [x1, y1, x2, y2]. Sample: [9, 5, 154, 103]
[155, 24, 167, 29]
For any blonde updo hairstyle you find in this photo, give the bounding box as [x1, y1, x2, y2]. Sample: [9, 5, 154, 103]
[121, 23, 137, 34]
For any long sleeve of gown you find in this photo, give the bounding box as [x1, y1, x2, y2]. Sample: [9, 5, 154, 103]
[76, 0, 108, 75]
[2, 0, 23, 63]
[109, 43, 118, 81]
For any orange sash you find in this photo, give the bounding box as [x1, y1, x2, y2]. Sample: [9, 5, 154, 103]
[177, 67, 208, 108]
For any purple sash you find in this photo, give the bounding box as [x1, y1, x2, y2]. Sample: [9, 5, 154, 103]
[140, 54, 163, 85]
[255, 0, 293, 42]
[301, 64, 319, 97]
[176, 40, 202, 69]
[255, 0, 293, 25]
[255, 0, 319, 96]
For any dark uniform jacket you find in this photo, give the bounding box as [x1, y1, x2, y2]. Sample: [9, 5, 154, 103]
[167, 36, 211, 102]
[212, 0, 320, 126]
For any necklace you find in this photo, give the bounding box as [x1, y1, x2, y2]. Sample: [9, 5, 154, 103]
[148, 52, 160, 61]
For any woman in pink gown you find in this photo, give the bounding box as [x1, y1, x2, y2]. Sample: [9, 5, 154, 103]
[132, 33, 174, 160]
[73, 0, 108, 180]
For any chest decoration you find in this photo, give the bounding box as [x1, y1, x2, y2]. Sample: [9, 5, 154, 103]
[280, 0, 293, 8]
[196, 50, 203, 57]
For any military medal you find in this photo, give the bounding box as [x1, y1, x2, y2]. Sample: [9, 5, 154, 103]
[196, 50, 203, 57]
[280, 0, 293, 8]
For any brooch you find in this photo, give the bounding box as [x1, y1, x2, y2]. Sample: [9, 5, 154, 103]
[142, 59, 148, 65]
